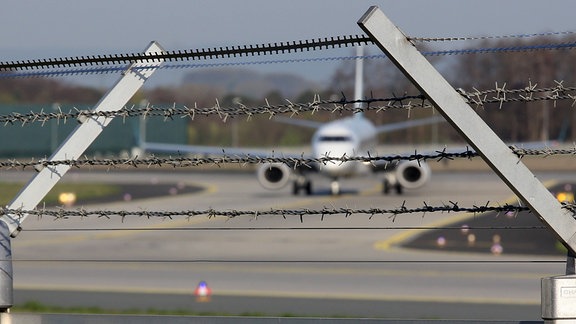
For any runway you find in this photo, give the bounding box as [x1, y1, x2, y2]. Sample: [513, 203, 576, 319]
[3, 168, 572, 320]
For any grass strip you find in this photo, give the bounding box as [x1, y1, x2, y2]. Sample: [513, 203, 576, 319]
[0, 183, 121, 206]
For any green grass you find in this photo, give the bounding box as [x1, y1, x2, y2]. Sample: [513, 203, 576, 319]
[12, 300, 269, 317]
[556, 241, 569, 254]
[0, 182, 121, 206]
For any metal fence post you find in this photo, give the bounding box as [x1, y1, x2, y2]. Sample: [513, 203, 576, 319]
[357, 6, 576, 322]
[541, 251, 576, 323]
[0, 220, 12, 311]
[357, 5, 576, 255]
[566, 250, 576, 276]
[1, 41, 165, 238]
[0, 41, 163, 312]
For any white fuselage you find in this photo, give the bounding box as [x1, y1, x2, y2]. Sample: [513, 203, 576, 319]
[311, 116, 377, 178]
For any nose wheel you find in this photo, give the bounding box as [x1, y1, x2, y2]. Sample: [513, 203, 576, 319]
[330, 180, 340, 196]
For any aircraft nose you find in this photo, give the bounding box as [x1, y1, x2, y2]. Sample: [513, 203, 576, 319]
[323, 159, 355, 176]
[315, 146, 356, 177]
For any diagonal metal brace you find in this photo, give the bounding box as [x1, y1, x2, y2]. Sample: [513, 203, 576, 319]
[358, 6, 576, 254]
[1, 41, 165, 237]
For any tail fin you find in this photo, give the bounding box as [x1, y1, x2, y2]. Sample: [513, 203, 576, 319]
[354, 45, 365, 119]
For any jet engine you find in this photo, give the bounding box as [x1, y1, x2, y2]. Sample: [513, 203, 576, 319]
[395, 160, 431, 189]
[256, 163, 292, 190]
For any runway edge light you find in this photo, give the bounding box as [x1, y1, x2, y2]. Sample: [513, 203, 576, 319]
[194, 280, 212, 302]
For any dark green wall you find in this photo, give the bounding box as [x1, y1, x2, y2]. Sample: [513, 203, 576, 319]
[0, 104, 187, 157]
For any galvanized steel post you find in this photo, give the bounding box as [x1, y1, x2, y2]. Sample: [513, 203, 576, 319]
[357, 5, 576, 254]
[0, 41, 164, 311]
[358, 6, 576, 322]
[0, 221, 12, 311]
[2, 41, 165, 238]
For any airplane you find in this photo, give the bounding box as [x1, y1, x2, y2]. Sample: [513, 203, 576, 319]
[135, 46, 444, 196]
[137, 112, 442, 196]
[259, 115, 442, 195]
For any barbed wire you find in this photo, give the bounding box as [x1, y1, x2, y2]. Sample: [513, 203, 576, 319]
[0, 35, 372, 71]
[21, 225, 549, 232]
[4, 41, 576, 79]
[2, 55, 376, 79]
[9, 259, 564, 263]
[2, 81, 576, 126]
[0, 201, 533, 222]
[3, 143, 576, 171]
[410, 30, 576, 42]
[0, 149, 477, 170]
[457, 80, 576, 109]
[423, 41, 576, 56]
[459, 80, 576, 97]
[511, 146, 576, 158]
[0, 94, 429, 126]
[4, 199, 575, 222]
[1, 31, 576, 74]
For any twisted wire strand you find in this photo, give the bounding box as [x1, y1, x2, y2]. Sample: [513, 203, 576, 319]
[2, 145, 575, 171]
[21, 225, 549, 232]
[0, 202, 532, 222]
[410, 30, 576, 42]
[0, 149, 476, 170]
[0, 35, 372, 71]
[1, 30, 576, 74]
[0, 94, 429, 126]
[423, 41, 576, 56]
[2, 81, 576, 126]
[4, 41, 576, 79]
[8, 259, 564, 263]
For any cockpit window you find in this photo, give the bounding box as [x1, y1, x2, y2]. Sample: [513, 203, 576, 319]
[318, 136, 351, 142]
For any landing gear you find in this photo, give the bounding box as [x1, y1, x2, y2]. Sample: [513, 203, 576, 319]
[383, 173, 403, 195]
[292, 176, 312, 195]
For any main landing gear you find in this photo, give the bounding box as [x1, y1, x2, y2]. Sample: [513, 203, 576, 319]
[292, 176, 312, 195]
[292, 176, 342, 196]
[383, 173, 403, 195]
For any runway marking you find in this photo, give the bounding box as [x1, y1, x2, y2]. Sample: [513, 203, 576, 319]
[186, 262, 557, 280]
[372, 179, 559, 251]
[14, 216, 221, 247]
[372, 212, 476, 251]
[211, 289, 541, 305]
[14, 261, 554, 284]
[14, 182, 220, 247]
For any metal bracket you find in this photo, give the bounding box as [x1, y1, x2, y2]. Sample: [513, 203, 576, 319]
[567, 250, 576, 275]
[0, 222, 12, 311]
[357, 6, 576, 254]
[1, 41, 165, 237]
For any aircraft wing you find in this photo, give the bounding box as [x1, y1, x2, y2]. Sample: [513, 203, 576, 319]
[273, 116, 324, 129]
[366, 139, 559, 172]
[138, 141, 319, 172]
[375, 116, 445, 134]
[276, 115, 445, 132]
[139, 142, 306, 159]
[140, 141, 273, 157]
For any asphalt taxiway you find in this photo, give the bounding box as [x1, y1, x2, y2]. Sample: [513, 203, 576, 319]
[3, 168, 572, 320]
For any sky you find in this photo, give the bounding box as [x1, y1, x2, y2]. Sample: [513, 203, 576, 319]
[2, 0, 576, 87]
